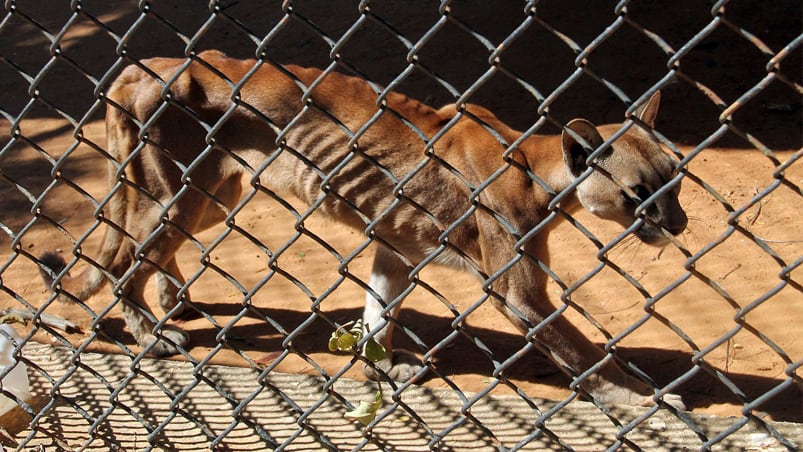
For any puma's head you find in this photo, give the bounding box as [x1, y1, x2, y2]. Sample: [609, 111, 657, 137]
[561, 92, 687, 246]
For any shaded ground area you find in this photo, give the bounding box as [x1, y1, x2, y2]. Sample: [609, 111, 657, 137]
[1, 1, 800, 147]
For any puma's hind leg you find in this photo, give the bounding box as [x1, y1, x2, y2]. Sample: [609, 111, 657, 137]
[155, 258, 201, 321]
[120, 270, 190, 357]
[154, 176, 242, 322]
[109, 206, 194, 356]
[117, 238, 191, 356]
[362, 245, 423, 382]
[154, 175, 242, 322]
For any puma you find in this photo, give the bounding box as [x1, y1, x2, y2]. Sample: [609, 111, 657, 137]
[40, 50, 687, 409]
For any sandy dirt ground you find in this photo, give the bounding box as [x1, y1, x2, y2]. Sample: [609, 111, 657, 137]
[0, 1, 801, 424]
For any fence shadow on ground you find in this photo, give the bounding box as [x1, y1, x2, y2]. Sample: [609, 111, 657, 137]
[87, 304, 802, 423]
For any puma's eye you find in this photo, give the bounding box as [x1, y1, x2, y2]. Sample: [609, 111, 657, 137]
[623, 184, 651, 203]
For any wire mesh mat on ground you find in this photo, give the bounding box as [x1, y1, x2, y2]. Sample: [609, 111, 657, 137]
[0, 1, 801, 450]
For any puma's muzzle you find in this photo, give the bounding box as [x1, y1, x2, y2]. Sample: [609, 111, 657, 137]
[634, 197, 688, 246]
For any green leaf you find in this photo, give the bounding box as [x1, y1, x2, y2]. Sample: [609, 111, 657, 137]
[337, 332, 357, 351]
[327, 335, 339, 352]
[364, 337, 387, 362]
[329, 320, 362, 352]
[348, 319, 364, 337]
[344, 390, 382, 426]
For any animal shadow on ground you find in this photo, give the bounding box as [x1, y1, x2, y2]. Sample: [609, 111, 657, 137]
[95, 302, 801, 423]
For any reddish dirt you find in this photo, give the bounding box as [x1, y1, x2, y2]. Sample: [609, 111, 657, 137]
[1, 1, 801, 422]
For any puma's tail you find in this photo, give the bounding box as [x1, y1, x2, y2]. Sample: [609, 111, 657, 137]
[38, 90, 135, 302]
[38, 251, 69, 287]
[37, 223, 120, 302]
[37, 170, 127, 302]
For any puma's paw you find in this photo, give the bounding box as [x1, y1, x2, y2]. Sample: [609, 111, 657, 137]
[657, 392, 686, 411]
[594, 379, 686, 411]
[363, 349, 424, 382]
[631, 392, 686, 411]
[142, 326, 190, 357]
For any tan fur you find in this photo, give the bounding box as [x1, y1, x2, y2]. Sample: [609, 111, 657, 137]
[43, 50, 687, 409]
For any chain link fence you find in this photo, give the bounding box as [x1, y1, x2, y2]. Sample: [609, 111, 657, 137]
[0, 1, 801, 450]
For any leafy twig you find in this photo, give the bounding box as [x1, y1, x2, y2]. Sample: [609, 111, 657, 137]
[0, 308, 80, 333]
[328, 319, 387, 426]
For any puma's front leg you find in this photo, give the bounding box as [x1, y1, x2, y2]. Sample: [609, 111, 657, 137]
[498, 269, 685, 410]
[586, 369, 686, 410]
[545, 314, 686, 410]
[362, 245, 423, 382]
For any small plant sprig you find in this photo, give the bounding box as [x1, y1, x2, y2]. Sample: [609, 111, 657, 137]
[0, 314, 26, 326]
[328, 319, 386, 426]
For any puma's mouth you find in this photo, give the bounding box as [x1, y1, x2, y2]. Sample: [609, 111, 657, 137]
[634, 221, 684, 246]
[635, 227, 671, 246]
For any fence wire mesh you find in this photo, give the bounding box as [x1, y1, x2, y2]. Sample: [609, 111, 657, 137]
[0, 0, 801, 450]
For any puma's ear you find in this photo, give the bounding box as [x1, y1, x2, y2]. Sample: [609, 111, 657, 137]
[561, 119, 604, 178]
[634, 90, 661, 128]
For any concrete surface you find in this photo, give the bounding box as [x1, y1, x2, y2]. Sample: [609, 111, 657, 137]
[4, 343, 800, 451]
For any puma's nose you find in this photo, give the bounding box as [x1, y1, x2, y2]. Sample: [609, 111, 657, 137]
[659, 192, 688, 236]
[666, 210, 688, 235]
